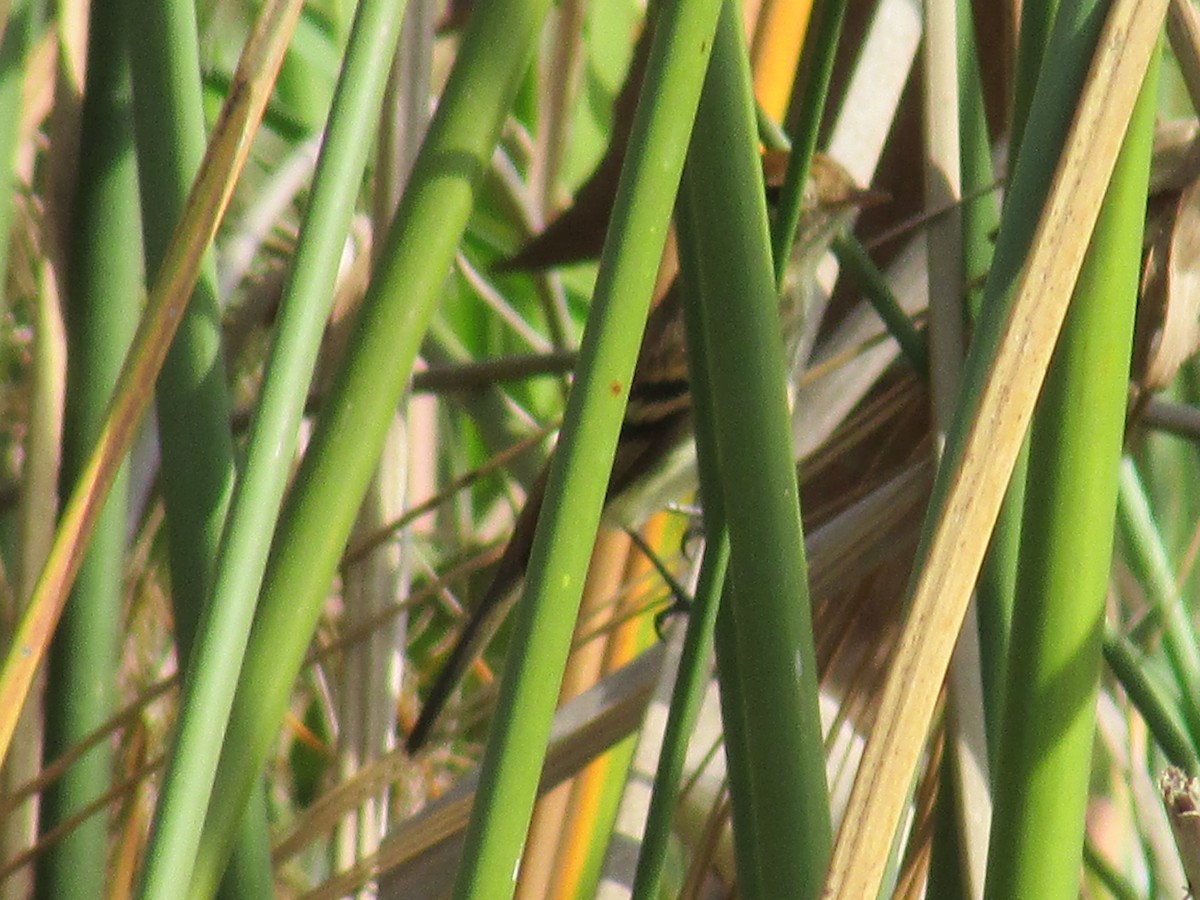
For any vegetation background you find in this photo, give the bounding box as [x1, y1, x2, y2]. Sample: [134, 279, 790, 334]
[0, 0, 1196, 897]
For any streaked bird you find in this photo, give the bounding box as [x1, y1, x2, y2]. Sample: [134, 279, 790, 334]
[405, 153, 875, 753]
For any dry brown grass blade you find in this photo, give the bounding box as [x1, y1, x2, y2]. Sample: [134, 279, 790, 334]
[0, 0, 306, 765]
[821, 0, 1169, 895]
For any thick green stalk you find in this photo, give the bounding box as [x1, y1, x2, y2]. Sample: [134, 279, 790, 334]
[976, 0, 1070, 754]
[1011, 0, 1061, 157]
[974, 0, 1060, 770]
[693, 143, 757, 890]
[176, 0, 556, 893]
[126, 1, 271, 896]
[683, 2, 831, 896]
[38, 3, 140, 896]
[127, 0, 235, 665]
[138, 1, 409, 896]
[630, 185, 730, 900]
[972, 0, 1067, 750]
[450, 0, 724, 892]
[983, 42, 1158, 900]
[924, 0, 1119, 807]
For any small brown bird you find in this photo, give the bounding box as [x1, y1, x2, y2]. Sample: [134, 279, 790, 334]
[404, 154, 872, 753]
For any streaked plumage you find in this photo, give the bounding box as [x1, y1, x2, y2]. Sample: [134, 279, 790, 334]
[405, 156, 870, 753]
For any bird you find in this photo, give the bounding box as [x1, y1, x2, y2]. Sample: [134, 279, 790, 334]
[404, 152, 875, 753]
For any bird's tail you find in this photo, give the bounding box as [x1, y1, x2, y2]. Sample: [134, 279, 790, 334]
[405, 466, 549, 752]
